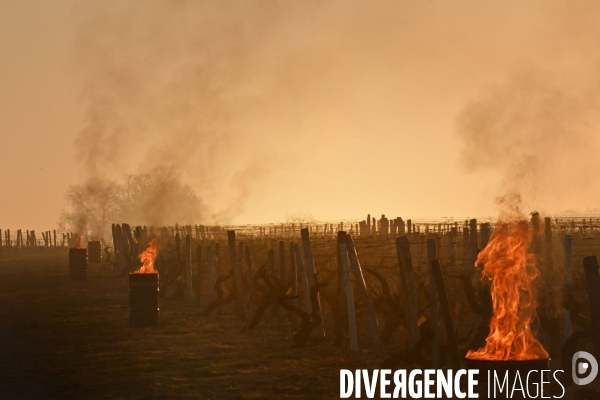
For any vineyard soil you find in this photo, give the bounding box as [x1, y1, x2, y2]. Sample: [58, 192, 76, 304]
[0, 252, 381, 399]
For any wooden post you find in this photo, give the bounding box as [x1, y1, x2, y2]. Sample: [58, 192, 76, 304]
[544, 217, 554, 272]
[448, 227, 457, 267]
[207, 245, 216, 302]
[124, 224, 136, 256]
[245, 245, 257, 317]
[214, 243, 221, 277]
[195, 245, 202, 300]
[480, 222, 491, 248]
[379, 215, 389, 236]
[114, 225, 127, 274]
[174, 231, 181, 270]
[293, 243, 312, 316]
[345, 234, 385, 358]
[469, 219, 478, 264]
[339, 243, 358, 352]
[427, 239, 440, 368]
[583, 256, 600, 360]
[289, 242, 298, 329]
[564, 235, 573, 338]
[396, 236, 420, 347]
[278, 241, 285, 327]
[237, 240, 246, 306]
[268, 249, 278, 322]
[334, 231, 347, 345]
[531, 213, 542, 257]
[227, 231, 245, 318]
[300, 228, 325, 338]
[418, 233, 426, 268]
[53, 230, 56, 247]
[185, 235, 193, 301]
[430, 259, 461, 369]
[462, 226, 471, 268]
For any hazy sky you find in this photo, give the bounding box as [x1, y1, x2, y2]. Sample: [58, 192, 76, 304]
[2, 0, 600, 231]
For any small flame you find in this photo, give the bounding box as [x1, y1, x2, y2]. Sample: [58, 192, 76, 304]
[466, 219, 549, 361]
[136, 238, 159, 273]
[72, 236, 85, 249]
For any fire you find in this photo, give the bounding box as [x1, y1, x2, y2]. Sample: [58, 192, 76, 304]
[466, 219, 549, 361]
[136, 238, 159, 273]
[72, 236, 85, 249]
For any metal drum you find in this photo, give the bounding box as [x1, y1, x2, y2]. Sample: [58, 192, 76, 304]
[69, 248, 87, 280]
[129, 273, 159, 327]
[87, 241, 102, 263]
[464, 358, 551, 399]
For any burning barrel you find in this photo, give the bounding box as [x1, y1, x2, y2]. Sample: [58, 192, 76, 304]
[465, 358, 551, 399]
[87, 241, 102, 263]
[464, 220, 553, 399]
[69, 248, 87, 280]
[129, 272, 159, 327]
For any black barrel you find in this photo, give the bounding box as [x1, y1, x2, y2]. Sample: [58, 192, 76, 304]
[465, 358, 550, 399]
[129, 273, 159, 327]
[69, 248, 87, 280]
[87, 241, 102, 263]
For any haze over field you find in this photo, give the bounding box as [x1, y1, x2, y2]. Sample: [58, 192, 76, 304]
[2, 0, 600, 231]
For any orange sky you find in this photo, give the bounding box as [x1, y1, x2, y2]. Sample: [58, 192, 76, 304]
[2, 1, 600, 232]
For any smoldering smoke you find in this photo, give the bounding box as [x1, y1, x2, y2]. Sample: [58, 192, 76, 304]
[456, 68, 600, 215]
[59, 168, 205, 238]
[66, 0, 288, 232]
[64, 0, 600, 237]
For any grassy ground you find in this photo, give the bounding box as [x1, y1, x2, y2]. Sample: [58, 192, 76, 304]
[0, 252, 381, 399]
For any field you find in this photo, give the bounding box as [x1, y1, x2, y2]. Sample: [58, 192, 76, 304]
[1, 218, 599, 399]
[0, 251, 381, 400]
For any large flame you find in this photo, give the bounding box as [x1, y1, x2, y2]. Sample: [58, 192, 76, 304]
[466, 220, 549, 361]
[136, 238, 159, 274]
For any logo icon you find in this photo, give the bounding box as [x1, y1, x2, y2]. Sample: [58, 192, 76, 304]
[572, 351, 598, 385]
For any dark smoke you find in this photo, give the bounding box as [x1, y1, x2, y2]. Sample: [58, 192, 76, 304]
[66, 0, 291, 229]
[59, 168, 204, 237]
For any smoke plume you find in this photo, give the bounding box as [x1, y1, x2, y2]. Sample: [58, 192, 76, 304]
[456, 4, 600, 215]
[59, 168, 204, 238]
[66, 0, 600, 232]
